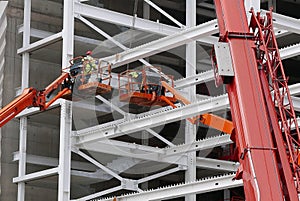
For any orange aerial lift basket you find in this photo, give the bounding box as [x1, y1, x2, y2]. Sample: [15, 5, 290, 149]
[68, 57, 112, 97]
[118, 66, 177, 107]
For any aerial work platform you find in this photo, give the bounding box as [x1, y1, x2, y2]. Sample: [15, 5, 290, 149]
[118, 66, 177, 107]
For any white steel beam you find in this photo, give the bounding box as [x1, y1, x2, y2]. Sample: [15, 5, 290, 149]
[17, 32, 62, 54]
[145, 128, 175, 146]
[96, 95, 174, 146]
[74, 149, 123, 181]
[144, 0, 184, 28]
[173, 43, 300, 91]
[77, 136, 234, 172]
[74, 94, 229, 145]
[137, 166, 185, 184]
[74, 2, 218, 46]
[74, 2, 180, 36]
[96, 174, 243, 201]
[72, 186, 123, 201]
[164, 135, 232, 157]
[18, 26, 102, 45]
[174, 70, 214, 89]
[13, 167, 58, 183]
[288, 83, 300, 96]
[78, 16, 171, 82]
[77, 134, 232, 162]
[261, 10, 300, 35]
[196, 157, 239, 172]
[100, 20, 217, 68]
[291, 96, 300, 112]
[77, 140, 187, 166]
[16, 99, 61, 118]
[13, 152, 97, 172]
[280, 43, 300, 60]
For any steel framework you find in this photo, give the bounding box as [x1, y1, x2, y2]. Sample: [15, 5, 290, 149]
[10, 0, 300, 201]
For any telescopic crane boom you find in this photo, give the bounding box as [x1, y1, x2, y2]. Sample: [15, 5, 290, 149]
[213, 0, 300, 200]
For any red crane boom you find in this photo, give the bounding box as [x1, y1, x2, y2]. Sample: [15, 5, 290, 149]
[213, 0, 300, 200]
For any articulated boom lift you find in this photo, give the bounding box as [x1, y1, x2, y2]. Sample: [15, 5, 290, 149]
[119, 66, 234, 134]
[0, 58, 112, 128]
[213, 0, 300, 200]
[0, 72, 72, 127]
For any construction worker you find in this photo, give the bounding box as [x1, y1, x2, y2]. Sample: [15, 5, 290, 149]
[82, 50, 97, 83]
[129, 71, 144, 92]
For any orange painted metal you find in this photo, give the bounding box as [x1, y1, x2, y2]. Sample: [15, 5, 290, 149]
[0, 58, 113, 128]
[162, 81, 234, 134]
[118, 67, 177, 107]
[77, 82, 112, 95]
[0, 88, 37, 127]
[0, 73, 71, 127]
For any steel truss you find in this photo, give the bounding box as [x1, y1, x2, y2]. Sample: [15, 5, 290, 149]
[12, 0, 300, 201]
[251, 9, 300, 191]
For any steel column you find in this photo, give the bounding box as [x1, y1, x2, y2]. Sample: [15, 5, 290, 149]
[185, 1, 197, 200]
[57, 0, 74, 200]
[58, 100, 72, 201]
[17, 118, 27, 201]
[18, 0, 30, 200]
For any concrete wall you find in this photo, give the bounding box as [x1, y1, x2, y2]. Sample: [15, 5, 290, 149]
[1, 1, 64, 200]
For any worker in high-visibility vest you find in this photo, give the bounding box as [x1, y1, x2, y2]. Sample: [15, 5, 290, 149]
[82, 50, 97, 83]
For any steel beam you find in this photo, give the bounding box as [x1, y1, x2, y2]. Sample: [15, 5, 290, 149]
[13, 167, 59, 183]
[74, 94, 229, 145]
[74, 2, 218, 46]
[16, 99, 61, 118]
[76, 140, 187, 166]
[174, 70, 214, 89]
[137, 166, 184, 184]
[291, 96, 300, 112]
[78, 16, 171, 81]
[280, 43, 300, 60]
[72, 186, 123, 201]
[13, 152, 97, 172]
[96, 174, 243, 201]
[74, 149, 123, 181]
[74, 2, 180, 36]
[164, 135, 232, 157]
[262, 10, 300, 35]
[100, 20, 217, 68]
[76, 134, 232, 167]
[17, 32, 62, 54]
[96, 95, 174, 146]
[196, 157, 239, 172]
[144, 0, 184, 28]
[18, 26, 102, 45]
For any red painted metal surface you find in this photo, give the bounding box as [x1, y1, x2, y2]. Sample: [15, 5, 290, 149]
[214, 0, 299, 200]
[250, 9, 300, 199]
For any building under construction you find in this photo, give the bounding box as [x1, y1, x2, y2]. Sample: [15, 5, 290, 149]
[1, 0, 300, 201]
